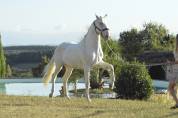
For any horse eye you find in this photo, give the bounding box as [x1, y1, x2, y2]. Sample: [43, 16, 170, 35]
[99, 22, 103, 26]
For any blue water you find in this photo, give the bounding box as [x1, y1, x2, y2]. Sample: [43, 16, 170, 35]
[152, 80, 168, 94]
[5, 83, 85, 96]
[0, 79, 169, 96]
[0, 78, 85, 96]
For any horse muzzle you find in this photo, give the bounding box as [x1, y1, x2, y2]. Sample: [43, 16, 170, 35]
[101, 31, 109, 40]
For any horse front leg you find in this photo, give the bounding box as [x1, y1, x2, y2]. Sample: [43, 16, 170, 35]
[94, 61, 115, 89]
[49, 75, 57, 97]
[84, 66, 91, 102]
[109, 64, 115, 89]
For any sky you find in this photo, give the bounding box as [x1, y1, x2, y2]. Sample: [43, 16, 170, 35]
[1, 0, 178, 46]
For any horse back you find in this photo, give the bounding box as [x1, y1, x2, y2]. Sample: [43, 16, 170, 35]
[54, 42, 83, 68]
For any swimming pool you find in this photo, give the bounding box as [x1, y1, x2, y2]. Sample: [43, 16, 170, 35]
[0, 79, 169, 96]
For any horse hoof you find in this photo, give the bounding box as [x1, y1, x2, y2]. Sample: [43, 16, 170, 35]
[110, 83, 115, 90]
[111, 86, 114, 90]
[87, 98, 92, 103]
[67, 96, 71, 100]
[86, 96, 91, 102]
[49, 93, 53, 98]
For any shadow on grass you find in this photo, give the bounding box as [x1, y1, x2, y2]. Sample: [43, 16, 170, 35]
[75, 110, 105, 118]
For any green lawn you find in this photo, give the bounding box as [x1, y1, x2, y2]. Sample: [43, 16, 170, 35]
[70, 88, 113, 94]
[0, 94, 178, 118]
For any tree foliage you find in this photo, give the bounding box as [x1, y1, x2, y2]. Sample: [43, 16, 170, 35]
[119, 22, 176, 61]
[141, 23, 175, 50]
[119, 28, 145, 61]
[32, 55, 49, 77]
[0, 34, 6, 78]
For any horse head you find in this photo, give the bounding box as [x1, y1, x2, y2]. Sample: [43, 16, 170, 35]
[93, 15, 110, 40]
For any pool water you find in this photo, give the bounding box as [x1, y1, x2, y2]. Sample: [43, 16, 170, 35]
[0, 82, 85, 97]
[0, 79, 169, 96]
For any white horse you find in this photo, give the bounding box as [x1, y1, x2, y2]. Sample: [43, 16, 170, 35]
[43, 15, 115, 102]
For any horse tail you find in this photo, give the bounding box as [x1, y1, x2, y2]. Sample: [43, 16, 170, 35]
[42, 57, 56, 86]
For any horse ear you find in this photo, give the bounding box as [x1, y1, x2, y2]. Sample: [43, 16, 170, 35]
[103, 14, 108, 18]
[95, 14, 100, 19]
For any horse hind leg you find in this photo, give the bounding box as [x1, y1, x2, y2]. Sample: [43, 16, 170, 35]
[49, 65, 62, 97]
[84, 66, 91, 102]
[62, 66, 73, 99]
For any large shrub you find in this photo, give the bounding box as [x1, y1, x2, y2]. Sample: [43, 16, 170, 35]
[114, 62, 153, 100]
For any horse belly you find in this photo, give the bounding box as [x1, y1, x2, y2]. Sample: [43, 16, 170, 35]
[62, 48, 83, 68]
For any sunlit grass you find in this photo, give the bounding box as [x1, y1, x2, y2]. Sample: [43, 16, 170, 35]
[150, 93, 172, 104]
[0, 94, 178, 118]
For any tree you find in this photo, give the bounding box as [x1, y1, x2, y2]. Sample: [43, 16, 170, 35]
[119, 23, 176, 61]
[32, 55, 49, 77]
[102, 38, 121, 61]
[6, 64, 12, 77]
[0, 34, 6, 78]
[141, 23, 175, 51]
[41, 55, 49, 65]
[119, 28, 145, 61]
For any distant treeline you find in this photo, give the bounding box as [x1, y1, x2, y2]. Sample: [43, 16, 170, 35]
[4, 45, 56, 66]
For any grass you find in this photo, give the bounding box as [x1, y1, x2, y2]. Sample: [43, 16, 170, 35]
[70, 88, 112, 94]
[0, 94, 178, 118]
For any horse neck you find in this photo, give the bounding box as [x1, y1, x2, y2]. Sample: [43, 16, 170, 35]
[81, 24, 102, 51]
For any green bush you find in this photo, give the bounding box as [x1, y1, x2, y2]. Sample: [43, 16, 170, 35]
[114, 62, 153, 100]
[90, 69, 100, 89]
